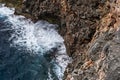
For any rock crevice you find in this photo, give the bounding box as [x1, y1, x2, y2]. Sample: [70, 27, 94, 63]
[1, 0, 120, 80]
[22, 0, 120, 80]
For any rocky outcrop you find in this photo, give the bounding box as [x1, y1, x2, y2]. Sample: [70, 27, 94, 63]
[86, 1, 120, 80]
[1, 0, 120, 80]
[0, 0, 23, 12]
[22, 0, 120, 80]
[22, 0, 108, 49]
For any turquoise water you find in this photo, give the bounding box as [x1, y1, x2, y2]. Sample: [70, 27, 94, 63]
[0, 4, 70, 80]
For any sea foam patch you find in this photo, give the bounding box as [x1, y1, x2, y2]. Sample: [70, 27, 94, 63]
[0, 4, 70, 80]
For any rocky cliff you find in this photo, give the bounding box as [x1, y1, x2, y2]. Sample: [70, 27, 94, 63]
[22, 0, 120, 80]
[1, 0, 120, 80]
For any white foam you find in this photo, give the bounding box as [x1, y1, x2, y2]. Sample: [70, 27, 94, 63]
[0, 4, 70, 80]
[47, 69, 53, 80]
[0, 4, 14, 15]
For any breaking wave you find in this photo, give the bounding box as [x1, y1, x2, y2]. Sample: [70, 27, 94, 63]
[0, 4, 70, 80]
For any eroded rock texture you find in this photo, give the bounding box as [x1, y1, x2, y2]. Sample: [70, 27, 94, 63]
[1, 0, 120, 80]
[22, 0, 120, 80]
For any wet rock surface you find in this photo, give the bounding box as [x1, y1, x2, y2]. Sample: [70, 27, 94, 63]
[1, 0, 120, 80]
[0, 0, 23, 11]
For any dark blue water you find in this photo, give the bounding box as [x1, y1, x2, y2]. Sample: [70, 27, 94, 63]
[0, 5, 70, 80]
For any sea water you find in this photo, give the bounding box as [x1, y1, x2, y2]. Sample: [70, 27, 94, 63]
[0, 4, 70, 80]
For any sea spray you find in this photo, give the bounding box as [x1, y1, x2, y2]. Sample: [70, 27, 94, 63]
[0, 4, 70, 80]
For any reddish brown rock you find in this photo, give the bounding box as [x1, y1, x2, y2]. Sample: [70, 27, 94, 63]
[2, 0, 120, 80]
[22, 0, 120, 80]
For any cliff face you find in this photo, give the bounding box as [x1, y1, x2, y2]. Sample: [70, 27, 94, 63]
[1, 0, 120, 80]
[22, 0, 107, 60]
[22, 0, 120, 80]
